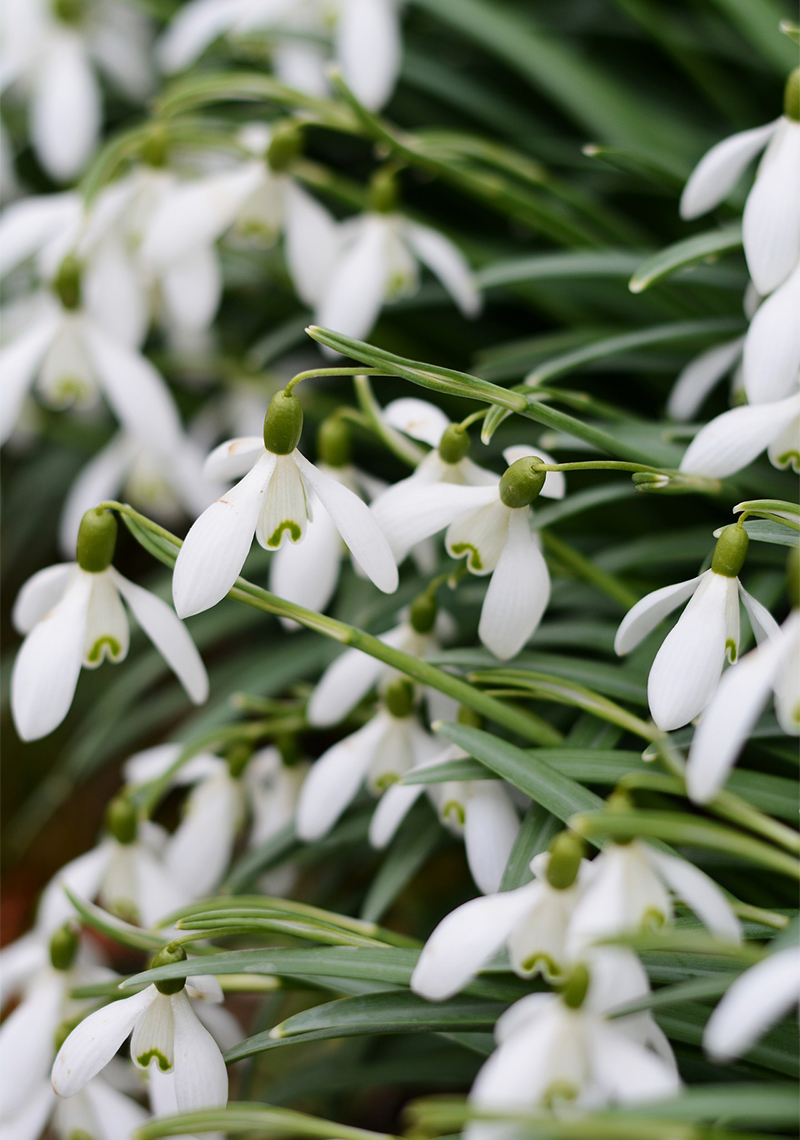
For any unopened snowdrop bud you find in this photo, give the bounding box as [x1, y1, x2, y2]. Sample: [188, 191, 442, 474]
[438, 424, 470, 465]
[317, 416, 352, 468]
[105, 795, 138, 845]
[409, 591, 438, 634]
[560, 963, 590, 1009]
[384, 677, 415, 718]
[150, 943, 187, 995]
[49, 924, 79, 971]
[545, 832, 584, 890]
[263, 390, 304, 454]
[267, 122, 303, 172]
[632, 471, 671, 491]
[711, 524, 749, 578]
[368, 168, 399, 214]
[53, 255, 82, 310]
[498, 456, 547, 508]
[76, 508, 117, 573]
[784, 68, 800, 122]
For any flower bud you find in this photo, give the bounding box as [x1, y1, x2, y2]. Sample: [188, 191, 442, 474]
[76, 507, 118, 573]
[53, 255, 82, 310]
[632, 471, 670, 491]
[368, 168, 399, 214]
[318, 416, 352, 468]
[560, 963, 590, 1009]
[409, 591, 437, 634]
[384, 677, 415, 718]
[151, 942, 188, 995]
[263, 390, 303, 455]
[545, 831, 584, 890]
[50, 924, 79, 971]
[456, 705, 482, 728]
[787, 545, 799, 610]
[105, 795, 138, 845]
[267, 122, 303, 171]
[785, 68, 800, 122]
[226, 743, 253, 778]
[711, 524, 749, 578]
[438, 424, 470, 465]
[499, 457, 546, 509]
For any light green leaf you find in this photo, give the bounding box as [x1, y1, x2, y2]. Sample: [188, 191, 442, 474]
[629, 224, 743, 293]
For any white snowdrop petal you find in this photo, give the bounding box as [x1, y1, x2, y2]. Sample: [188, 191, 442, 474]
[172, 451, 275, 617]
[447, 500, 511, 577]
[738, 583, 781, 645]
[161, 245, 222, 332]
[82, 1075, 150, 1140]
[647, 572, 730, 731]
[478, 512, 549, 659]
[743, 121, 800, 294]
[614, 574, 704, 655]
[369, 782, 426, 848]
[1, 1080, 54, 1140]
[192, 1001, 241, 1056]
[680, 394, 800, 477]
[284, 182, 341, 307]
[11, 572, 93, 741]
[502, 445, 565, 500]
[667, 337, 745, 422]
[37, 843, 111, 934]
[0, 975, 63, 1118]
[111, 569, 208, 703]
[403, 221, 481, 317]
[123, 744, 220, 787]
[293, 451, 398, 593]
[12, 562, 75, 634]
[410, 885, 540, 1001]
[166, 776, 240, 896]
[295, 714, 387, 840]
[315, 218, 388, 344]
[269, 491, 343, 616]
[256, 453, 310, 550]
[59, 437, 134, 556]
[742, 263, 800, 405]
[0, 932, 46, 1006]
[335, 0, 401, 109]
[766, 414, 800, 472]
[185, 974, 224, 1004]
[306, 625, 406, 727]
[203, 437, 266, 481]
[371, 478, 496, 563]
[157, 0, 241, 72]
[704, 948, 800, 1061]
[679, 120, 777, 219]
[132, 845, 194, 930]
[0, 310, 60, 444]
[774, 615, 800, 734]
[130, 992, 175, 1072]
[463, 783, 520, 894]
[31, 36, 101, 180]
[83, 572, 129, 667]
[83, 238, 149, 348]
[52, 987, 157, 1097]
[0, 193, 80, 277]
[170, 991, 228, 1110]
[646, 848, 741, 942]
[590, 1023, 681, 1102]
[382, 397, 451, 447]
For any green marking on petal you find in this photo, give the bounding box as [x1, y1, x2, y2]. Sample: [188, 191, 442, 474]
[442, 800, 465, 826]
[267, 520, 302, 548]
[136, 1048, 172, 1072]
[450, 542, 483, 571]
[87, 636, 122, 664]
[53, 377, 91, 404]
[374, 772, 400, 792]
[776, 450, 800, 470]
[726, 638, 738, 662]
[641, 907, 667, 930]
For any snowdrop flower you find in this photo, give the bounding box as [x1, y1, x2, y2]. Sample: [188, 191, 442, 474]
[680, 390, 800, 478]
[172, 389, 398, 617]
[3, 1072, 148, 1140]
[52, 943, 228, 1113]
[687, 605, 799, 803]
[11, 509, 208, 741]
[703, 944, 800, 1062]
[680, 69, 800, 294]
[0, 0, 153, 181]
[158, 0, 401, 111]
[412, 833, 589, 1000]
[0, 190, 82, 277]
[316, 172, 480, 345]
[566, 836, 741, 955]
[297, 678, 442, 840]
[741, 261, 800, 404]
[306, 592, 448, 727]
[374, 448, 565, 659]
[372, 741, 520, 894]
[466, 949, 679, 1133]
[614, 524, 779, 731]
[140, 122, 340, 314]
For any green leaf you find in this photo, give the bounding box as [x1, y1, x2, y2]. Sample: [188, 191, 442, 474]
[137, 1103, 395, 1140]
[501, 802, 561, 889]
[743, 519, 800, 547]
[360, 798, 443, 923]
[629, 224, 743, 292]
[476, 251, 644, 290]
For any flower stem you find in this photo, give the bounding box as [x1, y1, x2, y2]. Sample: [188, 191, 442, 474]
[284, 367, 389, 395]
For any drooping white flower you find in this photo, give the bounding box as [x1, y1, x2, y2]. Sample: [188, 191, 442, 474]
[411, 837, 589, 1001]
[52, 950, 228, 1114]
[686, 610, 799, 803]
[614, 525, 779, 731]
[741, 261, 800, 404]
[3, 1070, 149, 1140]
[172, 390, 398, 618]
[680, 72, 800, 294]
[680, 390, 800, 478]
[11, 510, 208, 742]
[373, 447, 565, 659]
[316, 196, 481, 344]
[296, 679, 442, 841]
[1, 0, 153, 181]
[158, 0, 402, 111]
[465, 949, 679, 1135]
[566, 839, 741, 956]
[703, 945, 800, 1062]
[372, 744, 521, 894]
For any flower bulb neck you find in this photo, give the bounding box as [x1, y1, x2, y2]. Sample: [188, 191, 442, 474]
[151, 943, 188, 995]
[384, 677, 415, 718]
[368, 168, 399, 214]
[105, 795, 138, 845]
[785, 69, 800, 122]
[438, 424, 470, 465]
[267, 122, 303, 172]
[264, 390, 303, 454]
[499, 457, 546, 508]
[226, 743, 253, 779]
[560, 964, 590, 1009]
[787, 545, 799, 609]
[53, 255, 82, 310]
[711, 524, 749, 578]
[76, 508, 118, 573]
[52, 0, 87, 26]
[409, 591, 437, 634]
[457, 705, 482, 728]
[318, 416, 352, 468]
[545, 832, 584, 890]
[50, 924, 79, 971]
